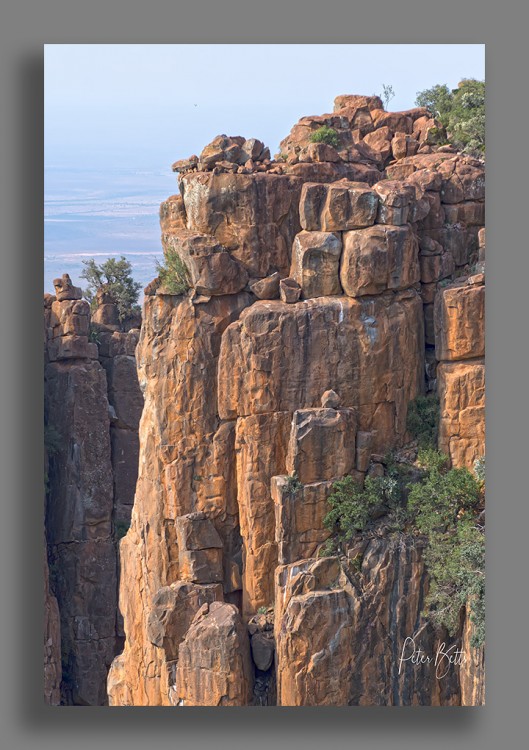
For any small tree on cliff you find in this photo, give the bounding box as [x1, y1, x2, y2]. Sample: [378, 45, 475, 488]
[81, 256, 142, 323]
[415, 78, 485, 155]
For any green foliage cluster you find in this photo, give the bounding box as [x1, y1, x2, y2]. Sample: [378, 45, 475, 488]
[285, 473, 302, 494]
[408, 449, 485, 647]
[415, 78, 485, 155]
[309, 126, 340, 148]
[322, 465, 408, 553]
[406, 394, 440, 449]
[81, 256, 142, 323]
[155, 248, 190, 295]
[321, 447, 485, 647]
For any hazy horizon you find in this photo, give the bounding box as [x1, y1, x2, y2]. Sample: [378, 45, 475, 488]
[44, 44, 485, 293]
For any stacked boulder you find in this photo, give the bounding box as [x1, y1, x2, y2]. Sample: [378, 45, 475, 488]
[107, 94, 485, 706]
[44, 275, 143, 704]
[44, 275, 117, 706]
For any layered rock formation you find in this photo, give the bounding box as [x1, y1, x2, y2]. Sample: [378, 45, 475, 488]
[44, 276, 142, 704]
[46, 93, 485, 707]
[107, 94, 485, 707]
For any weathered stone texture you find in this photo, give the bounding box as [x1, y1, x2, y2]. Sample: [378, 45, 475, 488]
[175, 602, 253, 706]
[437, 359, 485, 469]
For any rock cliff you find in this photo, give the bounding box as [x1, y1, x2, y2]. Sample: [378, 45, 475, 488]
[44, 276, 142, 704]
[46, 92, 485, 706]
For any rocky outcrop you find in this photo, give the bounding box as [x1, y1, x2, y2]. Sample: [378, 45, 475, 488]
[45, 276, 117, 705]
[103, 94, 486, 705]
[44, 276, 143, 704]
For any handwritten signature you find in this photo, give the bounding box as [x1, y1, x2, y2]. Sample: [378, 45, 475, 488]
[398, 636, 466, 678]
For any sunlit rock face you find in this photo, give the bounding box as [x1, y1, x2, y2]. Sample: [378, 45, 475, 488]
[44, 94, 486, 706]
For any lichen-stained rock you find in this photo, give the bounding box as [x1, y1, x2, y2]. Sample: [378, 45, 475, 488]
[272, 476, 333, 564]
[361, 126, 392, 165]
[110, 291, 251, 706]
[299, 181, 378, 232]
[434, 279, 485, 361]
[162, 231, 248, 296]
[373, 180, 416, 226]
[340, 224, 420, 297]
[437, 359, 485, 469]
[180, 171, 302, 277]
[97, 330, 143, 526]
[235, 412, 291, 614]
[460, 609, 485, 705]
[175, 602, 253, 706]
[290, 230, 342, 298]
[175, 512, 224, 584]
[219, 293, 423, 453]
[284, 160, 382, 186]
[146, 581, 223, 663]
[333, 93, 384, 112]
[391, 132, 420, 161]
[286, 408, 357, 484]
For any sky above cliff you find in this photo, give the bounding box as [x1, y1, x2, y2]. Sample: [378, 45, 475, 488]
[45, 44, 485, 170]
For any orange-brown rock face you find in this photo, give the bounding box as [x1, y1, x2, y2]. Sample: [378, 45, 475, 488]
[110, 291, 251, 705]
[434, 279, 485, 362]
[340, 223, 420, 296]
[218, 294, 423, 438]
[106, 94, 485, 706]
[275, 544, 461, 706]
[179, 172, 302, 277]
[174, 602, 253, 706]
[434, 273, 485, 469]
[460, 609, 485, 706]
[437, 359, 485, 469]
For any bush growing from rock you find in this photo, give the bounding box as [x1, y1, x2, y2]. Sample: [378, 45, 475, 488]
[406, 394, 440, 449]
[155, 249, 190, 295]
[309, 126, 340, 148]
[81, 256, 142, 323]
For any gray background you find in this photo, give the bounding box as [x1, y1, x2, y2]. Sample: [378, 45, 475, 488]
[1, 1, 528, 748]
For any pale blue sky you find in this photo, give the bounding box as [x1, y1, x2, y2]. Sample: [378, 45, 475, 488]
[45, 44, 485, 170]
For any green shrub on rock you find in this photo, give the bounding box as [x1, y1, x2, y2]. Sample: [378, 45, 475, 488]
[309, 126, 340, 148]
[155, 249, 190, 296]
[406, 394, 440, 449]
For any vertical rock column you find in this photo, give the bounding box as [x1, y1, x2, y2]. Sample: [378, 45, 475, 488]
[44, 275, 118, 705]
[109, 291, 251, 706]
